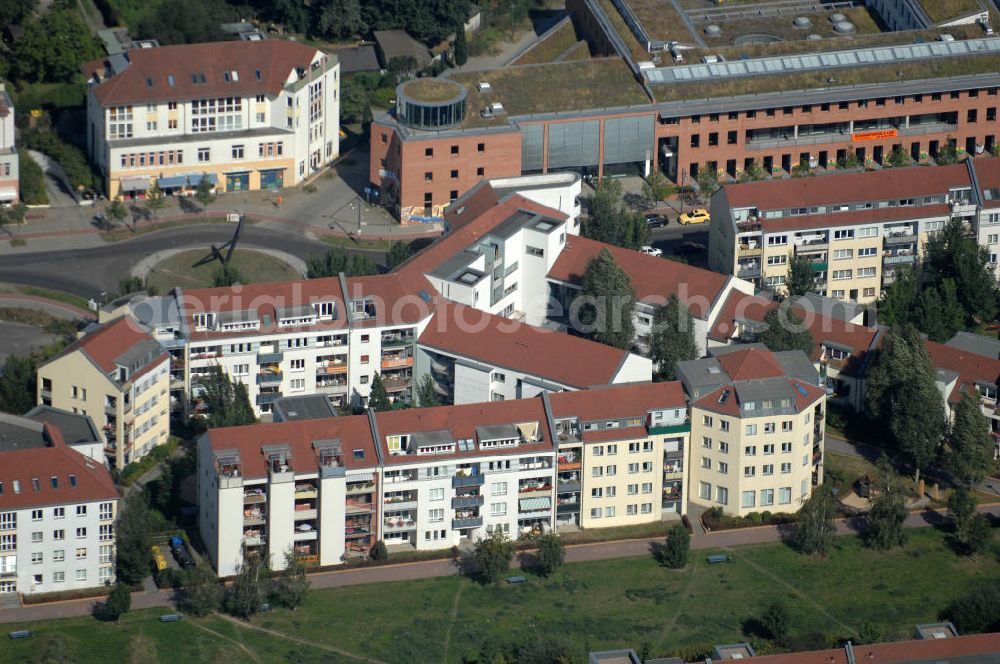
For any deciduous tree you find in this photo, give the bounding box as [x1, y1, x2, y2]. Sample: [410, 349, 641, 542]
[574, 249, 636, 350]
[212, 263, 244, 287]
[102, 583, 131, 622]
[108, 198, 128, 228]
[785, 254, 817, 298]
[947, 393, 994, 486]
[416, 374, 442, 408]
[181, 564, 223, 617]
[273, 549, 310, 610]
[863, 457, 908, 550]
[454, 24, 468, 66]
[194, 175, 215, 218]
[534, 532, 565, 576]
[115, 494, 153, 586]
[386, 241, 413, 269]
[658, 523, 690, 569]
[145, 182, 165, 220]
[200, 366, 256, 428]
[759, 600, 790, 643]
[581, 178, 649, 250]
[641, 171, 674, 204]
[473, 528, 515, 584]
[925, 218, 997, 325]
[226, 554, 271, 620]
[650, 295, 698, 381]
[793, 483, 836, 556]
[757, 305, 814, 357]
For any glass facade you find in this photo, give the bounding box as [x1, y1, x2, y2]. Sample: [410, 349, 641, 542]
[397, 84, 467, 130]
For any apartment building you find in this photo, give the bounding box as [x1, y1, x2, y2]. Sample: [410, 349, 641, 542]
[37, 317, 171, 470]
[198, 381, 699, 571]
[417, 301, 651, 404]
[708, 160, 994, 304]
[198, 414, 380, 576]
[83, 40, 340, 198]
[678, 346, 826, 517]
[0, 413, 117, 597]
[548, 383, 689, 526]
[0, 83, 18, 204]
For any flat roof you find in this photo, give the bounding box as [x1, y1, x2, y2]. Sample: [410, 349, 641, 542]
[272, 395, 338, 422]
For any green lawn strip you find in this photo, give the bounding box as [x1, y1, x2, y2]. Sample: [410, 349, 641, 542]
[320, 235, 394, 252]
[561, 520, 672, 544]
[144, 249, 301, 293]
[14, 285, 92, 312]
[100, 217, 254, 243]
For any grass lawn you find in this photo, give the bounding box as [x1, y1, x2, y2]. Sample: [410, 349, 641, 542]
[145, 249, 301, 293]
[2, 285, 92, 312]
[513, 20, 580, 65]
[7, 528, 996, 663]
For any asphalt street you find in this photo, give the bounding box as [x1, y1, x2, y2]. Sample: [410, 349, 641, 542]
[0, 224, 378, 300]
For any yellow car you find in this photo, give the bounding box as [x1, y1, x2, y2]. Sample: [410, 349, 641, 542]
[151, 545, 167, 572]
[679, 208, 711, 225]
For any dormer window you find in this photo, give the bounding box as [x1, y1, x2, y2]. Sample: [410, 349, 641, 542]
[223, 70, 239, 82]
[387, 434, 409, 454]
[350, 298, 376, 320]
[193, 313, 215, 330]
[117, 367, 128, 383]
[313, 301, 336, 318]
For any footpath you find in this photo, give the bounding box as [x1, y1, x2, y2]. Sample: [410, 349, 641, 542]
[1, 503, 995, 626]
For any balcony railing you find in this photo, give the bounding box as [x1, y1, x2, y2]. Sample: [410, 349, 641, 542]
[243, 490, 266, 504]
[381, 336, 415, 348]
[556, 481, 581, 493]
[381, 356, 414, 370]
[518, 482, 553, 495]
[257, 351, 283, 364]
[452, 516, 483, 529]
[452, 474, 485, 488]
[257, 372, 282, 385]
[452, 494, 485, 509]
[737, 245, 762, 258]
[737, 265, 761, 279]
[317, 363, 348, 375]
[384, 517, 416, 531]
[883, 254, 916, 265]
[256, 392, 283, 405]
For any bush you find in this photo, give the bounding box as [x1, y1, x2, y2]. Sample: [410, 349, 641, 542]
[155, 567, 185, 590]
[747, 512, 763, 525]
[119, 438, 179, 486]
[18, 150, 48, 205]
[370, 540, 388, 561]
[21, 129, 94, 191]
[759, 600, 790, 643]
[658, 523, 690, 569]
[941, 586, 1000, 634]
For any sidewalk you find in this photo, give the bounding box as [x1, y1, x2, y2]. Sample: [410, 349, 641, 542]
[2, 503, 995, 625]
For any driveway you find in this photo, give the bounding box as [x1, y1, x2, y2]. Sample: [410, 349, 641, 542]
[0, 321, 59, 363]
[26, 150, 79, 208]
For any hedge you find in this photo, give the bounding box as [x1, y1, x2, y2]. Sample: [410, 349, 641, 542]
[21, 129, 95, 191]
[18, 150, 48, 205]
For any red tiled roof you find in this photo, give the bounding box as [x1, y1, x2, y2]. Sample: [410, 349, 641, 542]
[205, 415, 379, 480]
[0, 423, 117, 510]
[973, 156, 1000, 208]
[547, 235, 730, 319]
[344, 273, 437, 328]
[54, 316, 163, 375]
[88, 40, 323, 107]
[709, 291, 774, 342]
[376, 399, 551, 465]
[418, 301, 632, 389]
[549, 381, 685, 420]
[718, 347, 785, 381]
[728, 631, 1000, 664]
[723, 163, 971, 211]
[443, 182, 501, 230]
[925, 338, 1000, 403]
[791, 378, 826, 410]
[693, 385, 741, 417]
[581, 425, 649, 443]
[395, 194, 566, 279]
[758, 203, 952, 232]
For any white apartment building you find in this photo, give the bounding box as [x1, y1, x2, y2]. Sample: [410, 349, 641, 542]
[0, 413, 117, 598]
[0, 83, 18, 204]
[83, 40, 340, 198]
[709, 158, 1000, 303]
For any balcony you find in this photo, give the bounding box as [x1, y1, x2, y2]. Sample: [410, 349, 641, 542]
[256, 392, 282, 405]
[452, 516, 483, 529]
[257, 351, 283, 364]
[736, 220, 762, 232]
[883, 253, 916, 265]
[737, 265, 761, 279]
[452, 473, 485, 488]
[557, 452, 581, 470]
[0, 568, 16, 578]
[384, 516, 416, 531]
[243, 532, 264, 546]
[383, 375, 412, 392]
[557, 481, 581, 493]
[381, 356, 414, 370]
[381, 335, 415, 348]
[883, 233, 916, 246]
[813, 449, 823, 465]
[519, 481, 553, 496]
[294, 507, 318, 520]
[257, 372, 282, 385]
[737, 244, 762, 258]
[648, 422, 690, 435]
[556, 501, 579, 514]
[452, 494, 485, 509]
[346, 499, 375, 514]
[317, 363, 348, 375]
[243, 507, 265, 525]
[294, 483, 318, 499]
[794, 241, 829, 253]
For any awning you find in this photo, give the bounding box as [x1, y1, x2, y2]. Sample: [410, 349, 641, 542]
[156, 175, 188, 189]
[120, 177, 150, 192]
[191, 172, 218, 186]
[0, 187, 16, 202]
[519, 496, 551, 511]
[346, 472, 373, 483]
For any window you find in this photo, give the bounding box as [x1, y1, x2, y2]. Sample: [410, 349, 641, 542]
[605, 465, 617, 476]
[761, 489, 774, 506]
[701, 457, 712, 470]
[592, 467, 603, 477]
[767, 235, 788, 246]
[627, 504, 638, 516]
[526, 246, 544, 258]
[742, 491, 756, 509]
[99, 545, 113, 563]
[53, 549, 64, 562]
[716, 486, 729, 505]
[767, 255, 787, 266]
[858, 267, 876, 278]
[781, 462, 792, 474]
[32, 532, 42, 543]
[702, 436, 712, 449]
[642, 482, 653, 494]
[627, 483, 639, 495]
[606, 486, 616, 497]
[491, 482, 507, 496]
[832, 269, 852, 280]
[628, 462, 639, 474]
[429, 488, 444, 501]
[719, 441, 730, 454]
[75, 569, 87, 582]
[76, 527, 87, 539]
[76, 505, 87, 517]
[763, 464, 774, 475]
[591, 488, 603, 498]
[858, 247, 878, 257]
[745, 424, 757, 436]
[450, 145, 459, 155]
[53, 572, 63, 583]
[593, 446, 604, 456]
[424, 147, 433, 157]
[476, 167, 484, 176]
[833, 229, 854, 240]
[75, 547, 87, 560]
[744, 466, 756, 478]
[428, 509, 444, 523]
[290, 379, 305, 392]
[699, 481, 711, 500]
[605, 506, 615, 518]
[720, 420, 730, 432]
[31, 510, 42, 522]
[764, 423, 775, 434]
[744, 445, 756, 456]
[833, 249, 853, 260]
[590, 508, 602, 519]
[99, 524, 113, 541]
[718, 461, 729, 474]
[703, 415, 713, 426]
[53, 530, 64, 541]
[490, 502, 507, 517]
[779, 487, 792, 505]
[32, 552, 42, 564]
[232, 145, 244, 159]
[782, 442, 792, 453]
[197, 147, 210, 162]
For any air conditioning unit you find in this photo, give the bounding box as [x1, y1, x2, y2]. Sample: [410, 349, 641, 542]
[477, 81, 492, 92]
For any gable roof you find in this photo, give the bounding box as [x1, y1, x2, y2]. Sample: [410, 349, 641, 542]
[925, 338, 1000, 403]
[418, 301, 634, 389]
[547, 235, 730, 319]
[373, 30, 431, 66]
[729, 631, 1000, 664]
[47, 316, 166, 381]
[87, 40, 323, 107]
[548, 381, 685, 420]
[718, 347, 786, 381]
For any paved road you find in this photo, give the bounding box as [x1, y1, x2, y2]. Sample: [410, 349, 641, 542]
[2, 503, 995, 625]
[0, 224, 370, 300]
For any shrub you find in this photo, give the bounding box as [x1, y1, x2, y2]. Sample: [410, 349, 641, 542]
[21, 129, 94, 191]
[941, 586, 1000, 634]
[370, 540, 388, 561]
[18, 150, 48, 205]
[747, 512, 763, 525]
[658, 523, 690, 569]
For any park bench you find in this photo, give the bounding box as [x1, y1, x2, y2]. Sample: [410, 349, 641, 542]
[506, 576, 526, 584]
[159, 614, 182, 622]
[707, 555, 730, 564]
[9, 630, 31, 639]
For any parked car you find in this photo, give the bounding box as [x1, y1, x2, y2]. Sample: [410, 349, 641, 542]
[151, 545, 167, 572]
[640, 246, 663, 257]
[169, 536, 195, 570]
[645, 213, 668, 228]
[678, 208, 711, 225]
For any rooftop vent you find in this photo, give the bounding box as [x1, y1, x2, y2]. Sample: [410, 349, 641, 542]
[793, 16, 811, 28]
[833, 20, 856, 34]
[829, 12, 847, 22]
[477, 81, 492, 92]
[704, 24, 721, 36]
[807, 33, 823, 40]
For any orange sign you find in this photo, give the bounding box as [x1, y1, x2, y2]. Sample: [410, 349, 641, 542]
[851, 129, 898, 142]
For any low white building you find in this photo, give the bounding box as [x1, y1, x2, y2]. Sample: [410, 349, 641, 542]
[83, 39, 340, 198]
[0, 83, 18, 204]
[0, 413, 117, 598]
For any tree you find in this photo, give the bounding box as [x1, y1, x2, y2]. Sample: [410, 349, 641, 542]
[315, 0, 366, 39]
[195, 175, 215, 218]
[370, 539, 389, 561]
[273, 549, 310, 610]
[757, 305, 814, 357]
[836, 151, 860, 170]
[887, 145, 912, 168]
[134, 0, 227, 45]
[942, 586, 1000, 634]
[739, 160, 765, 182]
[574, 249, 636, 350]
[866, 325, 946, 483]
[18, 150, 48, 205]
[696, 165, 720, 198]
[641, 171, 674, 205]
[115, 494, 153, 586]
[145, 181, 165, 220]
[473, 528, 516, 584]
[914, 280, 965, 343]
[200, 366, 256, 428]
[650, 295, 698, 381]
[863, 457, 908, 550]
[386, 241, 413, 270]
[454, 24, 468, 66]
[516, 636, 579, 664]
[785, 254, 817, 297]
[12, 4, 102, 83]
[108, 198, 128, 229]
[581, 178, 648, 250]
[925, 218, 997, 326]
[962, 513, 994, 555]
[118, 275, 145, 296]
[181, 564, 223, 617]
[878, 265, 920, 326]
[226, 554, 271, 620]
[368, 373, 392, 411]
[416, 374, 442, 408]
[856, 622, 883, 645]
[947, 393, 994, 486]
[947, 487, 992, 555]
[658, 523, 690, 569]
[0, 354, 37, 414]
[534, 532, 565, 576]
[0, 0, 34, 27]
[793, 483, 836, 556]
[759, 600, 790, 643]
[307, 247, 379, 278]
[935, 139, 959, 165]
[103, 583, 132, 622]
[947, 487, 977, 536]
[212, 262, 244, 287]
